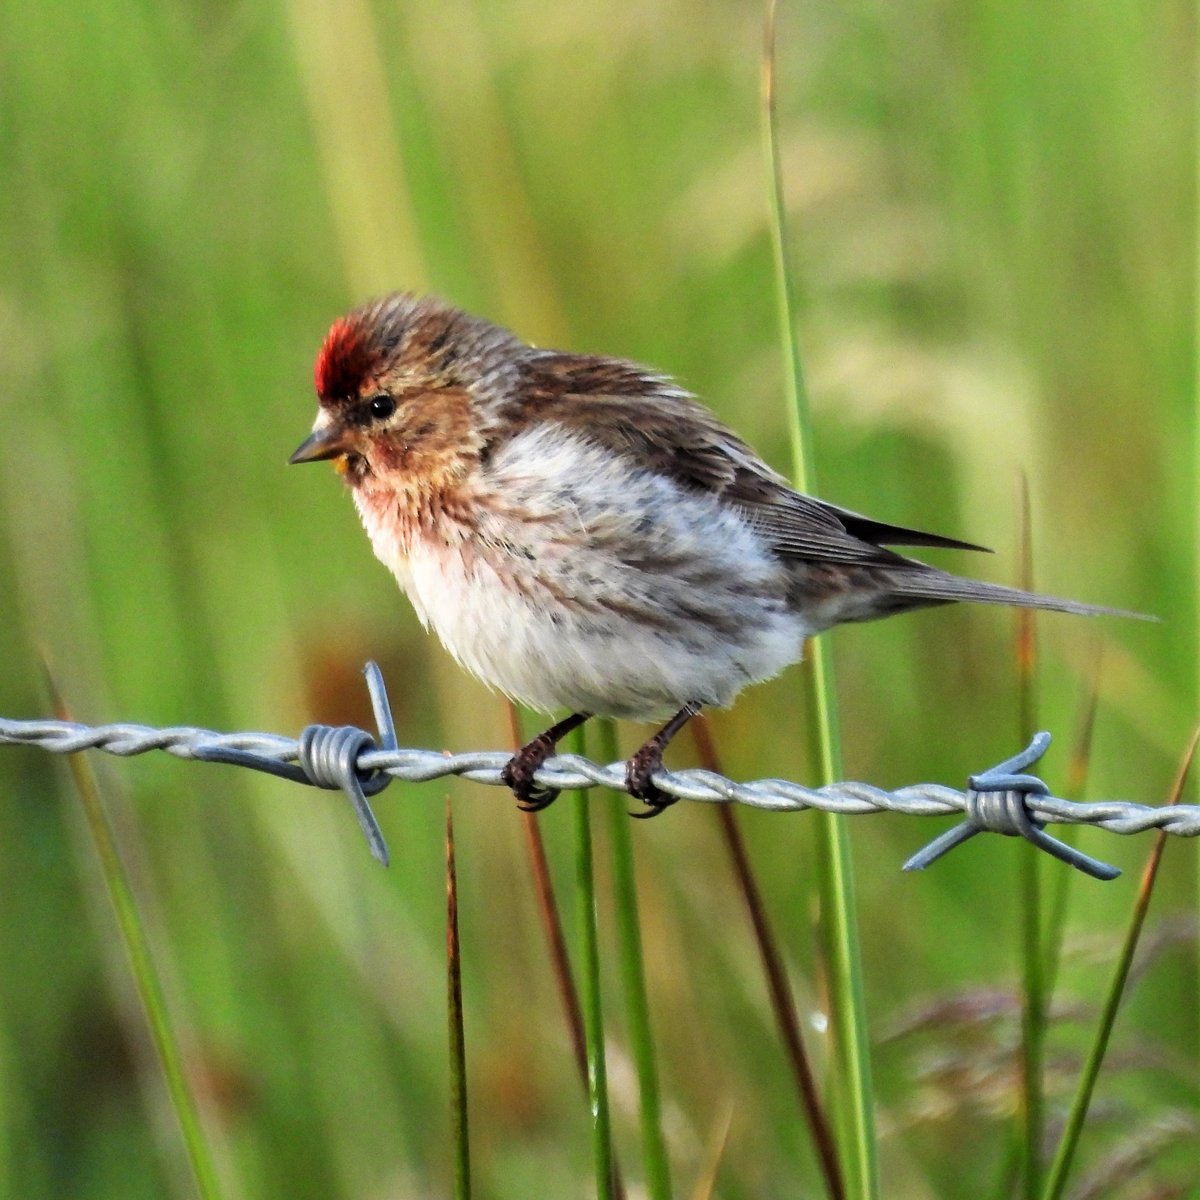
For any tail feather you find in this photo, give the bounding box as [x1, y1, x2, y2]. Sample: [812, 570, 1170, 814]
[890, 569, 1154, 621]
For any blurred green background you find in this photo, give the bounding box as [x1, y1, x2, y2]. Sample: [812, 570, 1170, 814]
[1, 0, 1195, 1196]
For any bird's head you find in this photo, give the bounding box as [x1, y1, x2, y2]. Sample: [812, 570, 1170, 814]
[289, 293, 524, 487]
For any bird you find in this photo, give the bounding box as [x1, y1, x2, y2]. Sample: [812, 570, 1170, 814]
[289, 292, 1143, 814]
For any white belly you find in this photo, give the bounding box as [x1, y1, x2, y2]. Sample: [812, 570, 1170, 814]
[354, 427, 809, 717]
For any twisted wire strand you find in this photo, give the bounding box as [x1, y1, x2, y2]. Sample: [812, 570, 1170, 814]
[3, 714, 1197, 837]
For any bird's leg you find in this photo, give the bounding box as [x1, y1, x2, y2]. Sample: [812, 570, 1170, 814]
[502, 711, 592, 811]
[627, 702, 702, 817]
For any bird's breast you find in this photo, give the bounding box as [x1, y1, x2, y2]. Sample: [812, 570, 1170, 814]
[349, 449, 810, 716]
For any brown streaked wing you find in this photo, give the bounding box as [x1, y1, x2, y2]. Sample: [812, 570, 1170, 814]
[512, 357, 986, 568]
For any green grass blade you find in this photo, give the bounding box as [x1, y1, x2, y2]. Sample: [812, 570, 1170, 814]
[445, 799, 471, 1200]
[572, 726, 616, 1200]
[509, 707, 627, 1196]
[762, 4, 876, 1197]
[695, 710, 844, 1200]
[1014, 479, 1046, 1200]
[1194, 0, 1200, 1093]
[1040, 726, 1200, 1200]
[53, 682, 224, 1200]
[1040, 649, 1103, 999]
[600, 719, 673, 1200]
[284, 0, 428, 294]
[1018, 845, 1045, 1200]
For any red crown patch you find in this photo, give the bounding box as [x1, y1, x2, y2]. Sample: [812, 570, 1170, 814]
[315, 318, 372, 401]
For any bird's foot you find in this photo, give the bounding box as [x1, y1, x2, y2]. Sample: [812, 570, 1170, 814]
[626, 746, 677, 818]
[502, 712, 591, 812]
[625, 702, 701, 818]
[502, 733, 562, 811]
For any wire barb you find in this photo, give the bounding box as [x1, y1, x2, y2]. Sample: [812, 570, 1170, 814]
[169, 663, 394, 867]
[2, 664, 1197, 876]
[902, 734, 1121, 880]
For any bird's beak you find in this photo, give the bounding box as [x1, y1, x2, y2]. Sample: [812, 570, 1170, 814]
[288, 421, 354, 465]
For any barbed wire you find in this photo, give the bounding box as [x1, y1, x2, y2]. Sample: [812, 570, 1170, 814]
[2, 663, 1195, 880]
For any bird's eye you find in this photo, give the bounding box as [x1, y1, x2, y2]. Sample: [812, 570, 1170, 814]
[368, 395, 396, 421]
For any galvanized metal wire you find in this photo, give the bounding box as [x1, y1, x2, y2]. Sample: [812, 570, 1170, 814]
[2, 663, 1195, 879]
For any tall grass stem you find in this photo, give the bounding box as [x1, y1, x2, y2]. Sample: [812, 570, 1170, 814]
[572, 725, 616, 1200]
[1014, 479, 1045, 1200]
[53, 679, 224, 1200]
[762, 3, 876, 1196]
[1040, 726, 1200, 1200]
[600, 719, 673, 1200]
